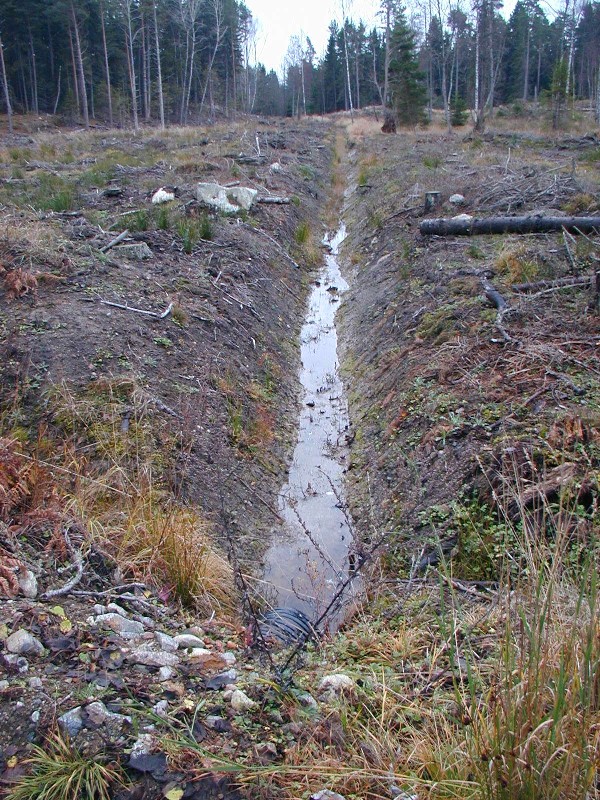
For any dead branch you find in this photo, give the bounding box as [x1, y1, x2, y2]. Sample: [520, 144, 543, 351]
[511, 275, 594, 292]
[481, 277, 511, 343]
[99, 299, 173, 318]
[256, 196, 290, 205]
[41, 532, 83, 600]
[100, 229, 130, 252]
[421, 216, 600, 237]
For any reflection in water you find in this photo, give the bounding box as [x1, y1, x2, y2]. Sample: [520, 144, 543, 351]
[262, 224, 358, 627]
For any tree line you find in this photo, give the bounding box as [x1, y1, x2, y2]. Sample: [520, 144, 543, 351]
[0, 0, 599, 131]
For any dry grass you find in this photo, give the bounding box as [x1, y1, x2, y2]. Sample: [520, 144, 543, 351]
[211, 459, 599, 800]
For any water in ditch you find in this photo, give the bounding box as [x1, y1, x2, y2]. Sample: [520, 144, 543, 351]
[261, 224, 359, 629]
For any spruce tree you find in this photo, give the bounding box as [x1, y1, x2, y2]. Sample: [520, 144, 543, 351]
[388, 10, 427, 125]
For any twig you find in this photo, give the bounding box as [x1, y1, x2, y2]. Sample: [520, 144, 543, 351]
[41, 532, 84, 600]
[99, 299, 174, 319]
[100, 229, 130, 253]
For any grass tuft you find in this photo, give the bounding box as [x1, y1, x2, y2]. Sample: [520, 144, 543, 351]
[6, 730, 125, 800]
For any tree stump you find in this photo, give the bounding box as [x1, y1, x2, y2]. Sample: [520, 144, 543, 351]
[381, 112, 397, 133]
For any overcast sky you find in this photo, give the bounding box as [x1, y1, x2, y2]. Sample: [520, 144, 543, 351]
[245, 0, 381, 75]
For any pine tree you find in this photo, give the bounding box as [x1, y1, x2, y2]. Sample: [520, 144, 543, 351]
[388, 10, 427, 125]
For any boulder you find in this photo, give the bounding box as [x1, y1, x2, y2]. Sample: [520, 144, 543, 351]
[58, 706, 84, 738]
[196, 183, 257, 214]
[449, 193, 465, 205]
[6, 629, 45, 657]
[112, 243, 153, 261]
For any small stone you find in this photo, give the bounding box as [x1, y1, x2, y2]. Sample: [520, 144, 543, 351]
[28, 677, 43, 690]
[449, 193, 465, 205]
[129, 646, 180, 668]
[6, 630, 45, 657]
[106, 602, 128, 617]
[4, 654, 28, 673]
[318, 674, 355, 694]
[94, 613, 145, 639]
[452, 213, 473, 222]
[298, 692, 318, 709]
[58, 706, 84, 738]
[18, 570, 38, 598]
[0, 680, 9, 691]
[206, 670, 237, 690]
[136, 615, 156, 630]
[230, 689, 256, 713]
[310, 791, 347, 800]
[92, 604, 106, 616]
[173, 634, 205, 649]
[152, 700, 169, 717]
[86, 700, 131, 727]
[155, 632, 178, 652]
[31, 710, 40, 723]
[205, 715, 230, 731]
[221, 651, 236, 667]
[158, 666, 176, 682]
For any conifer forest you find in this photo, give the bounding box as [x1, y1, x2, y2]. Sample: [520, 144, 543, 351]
[0, 0, 599, 128]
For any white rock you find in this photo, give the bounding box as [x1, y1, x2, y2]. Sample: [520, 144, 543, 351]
[269, 162, 283, 173]
[311, 791, 347, 800]
[158, 666, 176, 682]
[152, 700, 169, 717]
[58, 707, 83, 738]
[298, 692, 318, 709]
[94, 613, 145, 639]
[4, 654, 28, 673]
[0, 680, 9, 691]
[196, 183, 257, 214]
[188, 647, 212, 659]
[230, 689, 256, 713]
[113, 243, 153, 261]
[154, 632, 178, 652]
[452, 213, 473, 222]
[129, 646, 180, 668]
[31, 710, 40, 723]
[92, 604, 106, 615]
[152, 188, 176, 204]
[6, 630, 45, 657]
[28, 677, 43, 690]
[86, 700, 131, 727]
[318, 674, 355, 694]
[221, 651, 237, 667]
[18, 570, 37, 598]
[174, 634, 205, 649]
[449, 193, 465, 205]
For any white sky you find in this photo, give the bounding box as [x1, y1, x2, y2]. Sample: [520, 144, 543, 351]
[245, 0, 380, 75]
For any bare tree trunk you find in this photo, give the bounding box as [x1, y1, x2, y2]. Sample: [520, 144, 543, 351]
[0, 33, 13, 133]
[373, 37, 384, 106]
[596, 64, 600, 124]
[523, 22, 531, 101]
[99, 0, 113, 127]
[140, 15, 149, 120]
[53, 65, 62, 115]
[124, 3, 139, 132]
[28, 27, 38, 114]
[383, 0, 391, 107]
[341, 15, 354, 119]
[70, 1, 89, 129]
[153, 1, 165, 129]
[68, 26, 80, 113]
[200, 0, 224, 119]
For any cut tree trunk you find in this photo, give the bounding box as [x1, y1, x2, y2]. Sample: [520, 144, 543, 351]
[420, 216, 600, 237]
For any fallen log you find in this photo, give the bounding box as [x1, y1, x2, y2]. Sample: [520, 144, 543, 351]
[420, 215, 600, 236]
[256, 196, 290, 205]
[512, 275, 594, 292]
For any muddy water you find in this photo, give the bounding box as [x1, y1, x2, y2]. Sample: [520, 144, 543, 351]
[261, 224, 358, 626]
